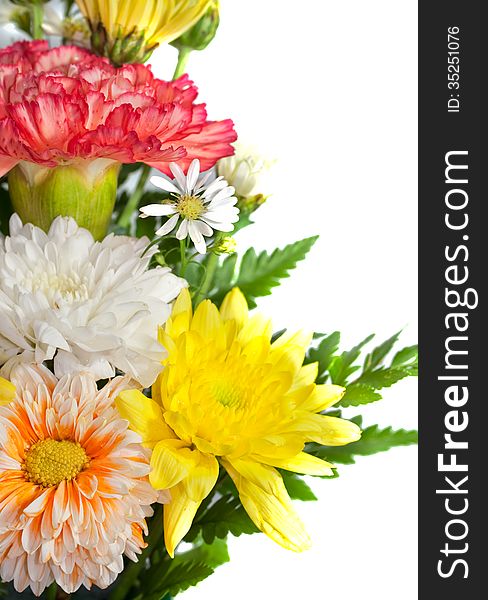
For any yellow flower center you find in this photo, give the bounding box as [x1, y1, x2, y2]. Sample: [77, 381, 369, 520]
[24, 439, 90, 487]
[212, 380, 242, 408]
[176, 195, 205, 220]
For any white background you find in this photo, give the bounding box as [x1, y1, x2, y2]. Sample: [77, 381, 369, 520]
[162, 1, 418, 598]
[1, 1, 418, 598]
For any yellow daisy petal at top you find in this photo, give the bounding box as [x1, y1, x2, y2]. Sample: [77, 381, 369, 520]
[0, 377, 15, 406]
[117, 287, 362, 556]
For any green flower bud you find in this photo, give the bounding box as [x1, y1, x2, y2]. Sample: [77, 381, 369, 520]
[237, 193, 268, 216]
[172, 0, 220, 52]
[213, 236, 237, 255]
[8, 160, 120, 240]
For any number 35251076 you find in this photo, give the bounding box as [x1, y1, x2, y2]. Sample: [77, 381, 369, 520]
[448, 26, 460, 91]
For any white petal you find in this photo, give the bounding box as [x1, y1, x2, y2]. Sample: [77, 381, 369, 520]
[201, 177, 228, 199]
[189, 222, 207, 254]
[175, 219, 189, 240]
[200, 217, 235, 232]
[155, 214, 179, 236]
[208, 195, 238, 209]
[140, 203, 177, 217]
[195, 220, 213, 237]
[209, 186, 235, 205]
[150, 175, 181, 195]
[169, 163, 187, 190]
[186, 159, 200, 194]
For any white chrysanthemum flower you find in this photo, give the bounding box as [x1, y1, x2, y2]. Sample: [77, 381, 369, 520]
[217, 145, 274, 198]
[140, 159, 239, 254]
[0, 1, 26, 28]
[0, 215, 186, 387]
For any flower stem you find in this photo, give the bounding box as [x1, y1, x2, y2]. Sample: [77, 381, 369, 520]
[179, 239, 188, 276]
[173, 47, 192, 79]
[117, 165, 151, 231]
[194, 250, 219, 304]
[109, 507, 163, 600]
[30, 2, 44, 39]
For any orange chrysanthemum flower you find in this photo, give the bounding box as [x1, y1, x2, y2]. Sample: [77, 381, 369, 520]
[0, 366, 159, 596]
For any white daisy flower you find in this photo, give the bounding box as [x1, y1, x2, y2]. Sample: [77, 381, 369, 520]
[140, 159, 239, 254]
[0, 214, 187, 387]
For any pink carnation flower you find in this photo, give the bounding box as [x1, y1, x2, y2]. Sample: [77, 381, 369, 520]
[0, 41, 236, 178]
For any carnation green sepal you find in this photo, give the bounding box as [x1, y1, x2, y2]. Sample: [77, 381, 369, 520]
[171, 1, 220, 52]
[8, 159, 120, 240]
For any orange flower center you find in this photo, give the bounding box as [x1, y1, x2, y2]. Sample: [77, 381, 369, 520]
[23, 439, 89, 487]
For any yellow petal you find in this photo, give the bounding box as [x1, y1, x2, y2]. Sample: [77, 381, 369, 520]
[115, 390, 174, 447]
[222, 459, 311, 552]
[262, 452, 334, 477]
[305, 414, 362, 446]
[163, 482, 201, 558]
[165, 288, 193, 339]
[182, 452, 219, 502]
[289, 363, 319, 391]
[173, 287, 192, 317]
[0, 377, 15, 406]
[150, 439, 197, 490]
[300, 384, 345, 413]
[269, 330, 312, 376]
[220, 288, 248, 329]
[191, 299, 225, 345]
[237, 314, 272, 346]
[163, 451, 218, 557]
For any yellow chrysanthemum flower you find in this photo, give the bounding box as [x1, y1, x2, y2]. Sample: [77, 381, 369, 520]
[116, 288, 361, 555]
[0, 376, 15, 405]
[77, 0, 211, 63]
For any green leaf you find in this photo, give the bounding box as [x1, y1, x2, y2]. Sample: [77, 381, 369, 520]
[210, 236, 318, 308]
[141, 540, 229, 600]
[211, 253, 238, 292]
[181, 537, 230, 569]
[143, 561, 214, 599]
[363, 330, 402, 371]
[282, 473, 318, 501]
[339, 383, 382, 407]
[358, 367, 414, 389]
[185, 494, 259, 544]
[232, 212, 254, 233]
[391, 345, 418, 368]
[311, 424, 418, 465]
[328, 334, 375, 386]
[305, 331, 341, 383]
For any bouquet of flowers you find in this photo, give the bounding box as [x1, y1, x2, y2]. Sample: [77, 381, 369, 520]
[0, 2, 417, 598]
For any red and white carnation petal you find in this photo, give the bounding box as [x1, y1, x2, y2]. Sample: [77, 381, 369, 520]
[0, 43, 237, 173]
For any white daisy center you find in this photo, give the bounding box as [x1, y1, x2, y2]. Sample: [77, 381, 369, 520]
[176, 194, 205, 221]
